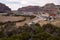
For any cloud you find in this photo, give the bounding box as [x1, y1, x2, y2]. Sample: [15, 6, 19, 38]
[6, 4, 22, 10]
[56, 0, 60, 5]
[5, 0, 19, 2]
[20, 0, 58, 6]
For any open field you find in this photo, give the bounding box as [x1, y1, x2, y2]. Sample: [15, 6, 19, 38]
[0, 16, 25, 22]
[0, 16, 32, 27]
[0, 16, 60, 27]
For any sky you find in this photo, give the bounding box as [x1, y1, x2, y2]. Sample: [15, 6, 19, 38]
[0, 0, 60, 10]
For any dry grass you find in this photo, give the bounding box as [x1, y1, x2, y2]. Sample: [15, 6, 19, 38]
[51, 18, 60, 27]
[0, 16, 33, 27]
[16, 17, 32, 27]
[0, 16, 25, 22]
[0, 16, 60, 27]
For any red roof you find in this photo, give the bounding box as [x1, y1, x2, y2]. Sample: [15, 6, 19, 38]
[49, 14, 56, 16]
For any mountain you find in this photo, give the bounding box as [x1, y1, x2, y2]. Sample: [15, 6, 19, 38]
[42, 3, 58, 14]
[18, 6, 42, 12]
[0, 3, 11, 13]
[18, 3, 60, 14]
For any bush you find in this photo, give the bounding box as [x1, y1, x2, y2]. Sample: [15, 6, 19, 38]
[0, 23, 60, 40]
[42, 23, 60, 36]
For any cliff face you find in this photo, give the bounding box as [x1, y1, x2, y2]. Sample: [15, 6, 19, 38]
[0, 3, 11, 13]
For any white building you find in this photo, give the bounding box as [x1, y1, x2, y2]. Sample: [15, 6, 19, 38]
[22, 12, 35, 16]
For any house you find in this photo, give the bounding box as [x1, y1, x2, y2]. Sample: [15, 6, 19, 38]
[22, 12, 34, 15]
[41, 12, 49, 17]
[37, 12, 49, 20]
[47, 14, 56, 21]
[49, 14, 56, 17]
[27, 12, 57, 26]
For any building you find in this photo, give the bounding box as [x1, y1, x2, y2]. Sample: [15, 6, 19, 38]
[22, 12, 34, 15]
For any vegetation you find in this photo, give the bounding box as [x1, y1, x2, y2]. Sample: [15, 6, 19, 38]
[0, 22, 60, 40]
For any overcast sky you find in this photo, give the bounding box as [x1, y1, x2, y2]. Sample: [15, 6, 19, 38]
[0, 0, 60, 10]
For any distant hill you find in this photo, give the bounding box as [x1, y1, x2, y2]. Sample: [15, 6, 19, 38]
[18, 6, 42, 12]
[18, 3, 60, 14]
[0, 3, 11, 13]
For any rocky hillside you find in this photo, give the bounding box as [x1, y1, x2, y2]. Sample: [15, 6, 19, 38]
[18, 6, 42, 12]
[0, 3, 11, 13]
[18, 3, 60, 14]
[42, 3, 60, 14]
